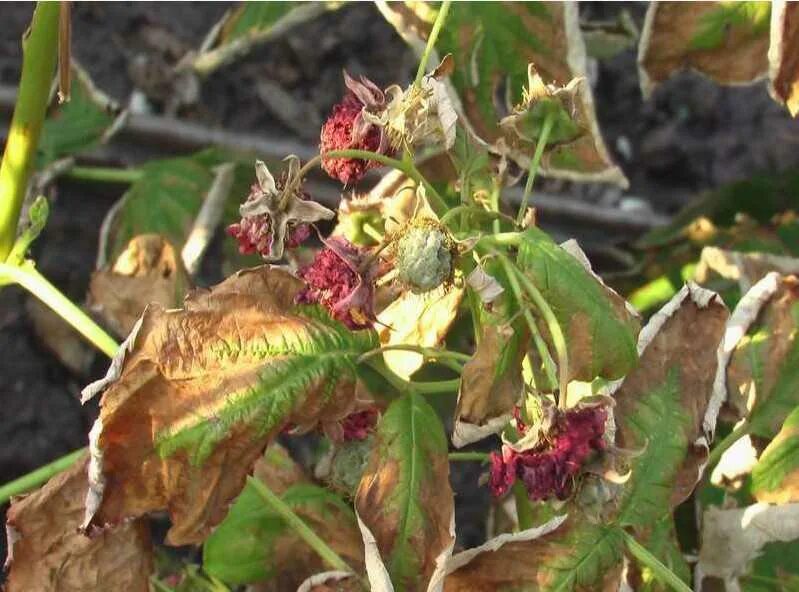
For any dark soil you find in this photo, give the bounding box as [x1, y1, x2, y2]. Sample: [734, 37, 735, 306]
[2, 0, 799, 572]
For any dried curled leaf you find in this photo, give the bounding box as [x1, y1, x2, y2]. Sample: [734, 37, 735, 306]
[82, 266, 379, 545]
[88, 234, 191, 337]
[377, 2, 627, 186]
[769, 0, 799, 116]
[696, 502, 799, 591]
[204, 446, 364, 589]
[452, 320, 525, 448]
[695, 245, 799, 292]
[724, 274, 799, 436]
[638, 1, 770, 98]
[4, 455, 153, 592]
[355, 393, 454, 591]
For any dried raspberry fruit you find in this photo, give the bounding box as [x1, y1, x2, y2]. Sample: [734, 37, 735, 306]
[489, 404, 608, 501]
[339, 408, 380, 442]
[320, 73, 393, 185]
[296, 236, 378, 329]
[227, 158, 334, 261]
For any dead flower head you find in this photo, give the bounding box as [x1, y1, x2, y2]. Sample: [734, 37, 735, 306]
[228, 157, 335, 261]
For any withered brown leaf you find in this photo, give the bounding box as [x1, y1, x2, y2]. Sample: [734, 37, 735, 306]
[81, 266, 378, 545]
[88, 234, 190, 337]
[5, 455, 153, 592]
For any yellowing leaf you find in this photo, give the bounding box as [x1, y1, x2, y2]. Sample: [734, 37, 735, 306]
[638, 1, 770, 97]
[377, 285, 464, 380]
[355, 393, 454, 591]
[81, 266, 379, 545]
[769, 0, 799, 116]
[88, 234, 191, 337]
[5, 455, 153, 592]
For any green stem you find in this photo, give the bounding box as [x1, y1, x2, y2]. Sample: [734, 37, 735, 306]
[247, 476, 354, 574]
[66, 165, 143, 184]
[0, 2, 61, 261]
[359, 344, 471, 365]
[0, 447, 86, 504]
[513, 481, 535, 531]
[0, 262, 119, 358]
[516, 111, 556, 225]
[476, 232, 523, 248]
[413, 0, 452, 88]
[448, 451, 489, 463]
[322, 149, 449, 217]
[502, 264, 558, 391]
[500, 256, 569, 407]
[411, 378, 460, 395]
[622, 530, 692, 592]
[439, 205, 515, 228]
[706, 420, 751, 474]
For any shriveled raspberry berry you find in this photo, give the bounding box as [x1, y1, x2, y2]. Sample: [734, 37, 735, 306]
[394, 219, 454, 293]
[340, 408, 380, 441]
[320, 73, 392, 185]
[296, 237, 376, 329]
[489, 405, 608, 501]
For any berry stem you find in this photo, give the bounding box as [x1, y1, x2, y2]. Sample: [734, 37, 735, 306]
[516, 110, 556, 225]
[323, 148, 450, 216]
[448, 452, 490, 463]
[66, 165, 143, 184]
[414, 0, 452, 89]
[499, 256, 570, 408]
[358, 344, 471, 365]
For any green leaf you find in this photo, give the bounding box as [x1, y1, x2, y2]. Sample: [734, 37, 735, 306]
[38, 63, 121, 167]
[355, 392, 454, 591]
[7, 195, 49, 265]
[204, 482, 357, 585]
[636, 515, 691, 592]
[102, 150, 251, 264]
[378, 2, 627, 186]
[517, 228, 640, 382]
[689, 1, 770, 51]
[752, 405, 799, 503]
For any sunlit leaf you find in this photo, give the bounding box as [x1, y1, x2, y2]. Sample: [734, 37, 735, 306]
[377, 2, 627, 186]
[518, 228, 641, 382]
[768, 1, 799, 117]
[81, 266, 379, 545]
[724, 274, 799, 437]
[752, 405, 799, 503]
[88, 234, 191, 337]
[355, 392, 454, 591]
[696, 502, 799, 591]
[5, 455, 153, 592]
[204, 446, 363, 587]
[638, 1, 770, 97]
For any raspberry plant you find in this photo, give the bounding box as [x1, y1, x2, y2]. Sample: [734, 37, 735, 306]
[3, 2, 799, 592]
